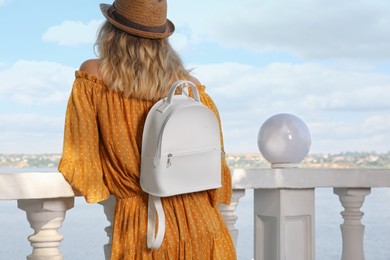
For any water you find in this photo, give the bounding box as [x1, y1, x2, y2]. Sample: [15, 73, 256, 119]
[1, 173, 390, 259]
[235, 188, 390, 260]
[0, 197, 108, 260]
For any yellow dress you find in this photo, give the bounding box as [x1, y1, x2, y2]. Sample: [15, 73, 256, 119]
[58, 71, 236, 259]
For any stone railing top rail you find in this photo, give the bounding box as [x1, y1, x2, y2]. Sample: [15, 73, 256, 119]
[0, 171, 75, 200]
[233, 168, 390, 189]
[1, 168, 390, 200]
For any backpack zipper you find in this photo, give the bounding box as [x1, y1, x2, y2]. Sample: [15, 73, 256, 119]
[165, 146, 220, 168]
[166, 153, 173, 168]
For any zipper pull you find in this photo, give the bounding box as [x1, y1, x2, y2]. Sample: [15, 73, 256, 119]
[166, 153, 172, 168]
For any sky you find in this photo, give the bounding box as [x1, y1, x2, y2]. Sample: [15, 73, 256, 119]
[0, 0, 390, 155]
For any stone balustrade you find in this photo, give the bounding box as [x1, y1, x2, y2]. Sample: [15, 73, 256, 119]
[1, 168, 390, 260]
[232, 168, 390, 260]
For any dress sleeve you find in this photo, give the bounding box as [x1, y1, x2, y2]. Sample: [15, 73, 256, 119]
[58, 77, 110, 203]
[199, 88, 232, 206]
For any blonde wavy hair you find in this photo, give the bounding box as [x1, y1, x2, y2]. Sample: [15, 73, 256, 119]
[95, 22, 191, 101]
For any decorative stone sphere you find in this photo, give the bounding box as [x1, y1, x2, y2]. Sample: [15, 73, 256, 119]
[257, 113, 311, 168]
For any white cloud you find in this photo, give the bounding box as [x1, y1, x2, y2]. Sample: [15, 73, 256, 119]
[42, 20, 102, 46]
[0, 61, 74, 153]
[310, 115, 390, 153]
[0, 0, 9, 6]
[190, 61, 390, 153]
[0, 114, 63, 133]
[192, 61, 390, 114]
[170, 32, 191, 54]
[0, 60, 75, 105]
[1, 59, 388, 153]
[0, 113, 65, 153]
[171, 0, 390, 60]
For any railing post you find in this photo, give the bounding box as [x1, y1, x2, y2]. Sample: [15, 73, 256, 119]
[17, 197, 74, 260]
[219, 189, 246, 248]
[98, 195, 116, 260]
[334, 188, 371, 260]
[255, 113, 314, 259]
[254, 188, 315, 260]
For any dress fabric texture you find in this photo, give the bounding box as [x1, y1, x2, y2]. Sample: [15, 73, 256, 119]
[58, 71, 236, 259]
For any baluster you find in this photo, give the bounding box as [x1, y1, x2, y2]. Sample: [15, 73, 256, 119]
[334, 188, 371, 260]
[219, 189, 246, 248]
[98, 195, 116, 260]
[17, 197, 74, 260]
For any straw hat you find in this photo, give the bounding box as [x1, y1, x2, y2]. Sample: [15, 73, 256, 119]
[100, 0, 175, 39]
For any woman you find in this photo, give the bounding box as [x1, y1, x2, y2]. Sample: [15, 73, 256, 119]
[58, 0, 236, 259]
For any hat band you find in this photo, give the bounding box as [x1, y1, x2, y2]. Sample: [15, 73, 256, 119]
[108, 5, 168, 34]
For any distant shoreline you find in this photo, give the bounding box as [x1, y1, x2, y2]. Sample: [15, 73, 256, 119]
[1, 152, 389, 169]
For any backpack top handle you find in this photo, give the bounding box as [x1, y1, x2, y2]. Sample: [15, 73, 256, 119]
[166, 80, 200, 103]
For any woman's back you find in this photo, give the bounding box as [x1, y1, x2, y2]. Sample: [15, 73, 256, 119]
[59, 69, 236, 259]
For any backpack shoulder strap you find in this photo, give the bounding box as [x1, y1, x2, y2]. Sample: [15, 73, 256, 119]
[147, 195, 166, 249]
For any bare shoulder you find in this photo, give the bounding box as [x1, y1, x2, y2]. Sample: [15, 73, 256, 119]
[79, 59, 101, 79]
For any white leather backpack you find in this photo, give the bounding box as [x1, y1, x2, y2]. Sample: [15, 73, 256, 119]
[140, 80, 222, 249]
